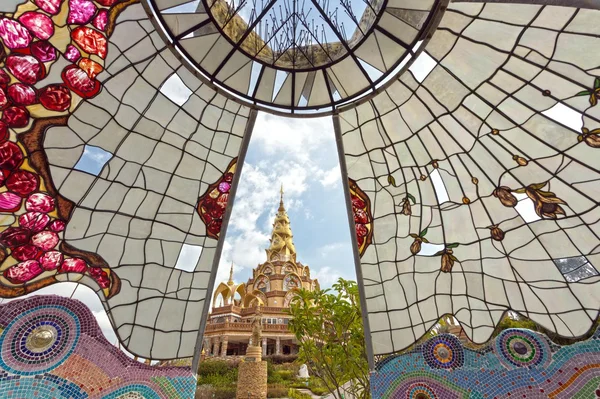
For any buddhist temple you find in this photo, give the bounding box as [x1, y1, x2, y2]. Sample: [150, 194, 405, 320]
[202, 187, 319, 358]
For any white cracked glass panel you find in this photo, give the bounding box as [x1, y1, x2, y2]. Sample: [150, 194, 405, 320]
[42, 4, 251, 359]
[340, 3, 600, 356]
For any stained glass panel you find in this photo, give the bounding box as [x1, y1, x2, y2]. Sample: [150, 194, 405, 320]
[339, 2, 600, 356]
[0, 0, 252, 359]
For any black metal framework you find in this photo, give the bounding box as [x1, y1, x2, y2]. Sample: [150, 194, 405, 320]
[143, 0, 448, 114]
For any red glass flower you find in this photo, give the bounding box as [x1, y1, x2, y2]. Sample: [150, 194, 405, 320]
[71, 27, 108, 59]
[0, 141, 24, 170]
[39, 84, 72, 112]
[7, 170, 39, 196]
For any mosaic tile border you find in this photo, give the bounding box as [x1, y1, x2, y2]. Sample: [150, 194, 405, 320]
[0, 295, 196, 398]
[372, 327, 600, 398]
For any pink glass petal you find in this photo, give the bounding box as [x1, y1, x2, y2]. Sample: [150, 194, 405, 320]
[89, 267, 110, 288]
[59, 258, 87, 273]
[4, 260, 43, 283]
[218, 182, 231, 193]
[25, 192, 55, 213]
[6, 54, 43, 85]
[68, 0, 97, 25]
[31, 230, 59, 251]
[64, 45, 81, 63]
[31, 41, 57, 63]
[18, 12, 54, 40]
[0, 192, 23, 212]
[7, 83, 37, 106]
[0, 87, 8, 110]
[35, 0, 62, 15]
[0, 18, 32, 49]
[40, 250, 63, 270]
[18, 212, 50, 232]
[93, 10, 108, 31]
[49, 220, 66, 232]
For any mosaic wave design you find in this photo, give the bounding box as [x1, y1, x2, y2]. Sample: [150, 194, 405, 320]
[372, 329, 600, 399]
[0, 295, 196, 399]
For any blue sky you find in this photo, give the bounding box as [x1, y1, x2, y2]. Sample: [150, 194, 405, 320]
[214, 113, 356, 289]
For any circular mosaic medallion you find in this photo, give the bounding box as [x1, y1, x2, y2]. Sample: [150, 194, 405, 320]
[422, 334, 464, 369]
[406, 383, 438, 399]
[0, 305, 80, 375]
[495, 329, 550, 369]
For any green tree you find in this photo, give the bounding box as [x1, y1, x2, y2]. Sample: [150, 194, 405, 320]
[287, 278, 370, 399]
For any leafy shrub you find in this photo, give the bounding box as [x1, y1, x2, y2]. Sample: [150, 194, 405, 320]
[268, 372, 284, 384]
[288, 388, 313, 399]
[267, 354, 298, 364]
[267, 384, 289, 398]
[198, 359, 239, 376]
[308, 377, 328, 395]
[277, 370, 294, 381]
[195, 385, 236, 399]
[200, 372, 237, 387]
[197, 359, 238, 387]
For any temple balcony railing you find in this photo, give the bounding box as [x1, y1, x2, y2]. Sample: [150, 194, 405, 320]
[211, 304, 242, 315]
[211, 305, 290, 317]
[240, 306, 288, 316]
[205, 322, 291, 333]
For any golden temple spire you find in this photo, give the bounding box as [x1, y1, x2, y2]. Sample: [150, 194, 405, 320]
[228, 262, 234, 285]
[267, 183, 296, 261]
[279, 184, 285, 211]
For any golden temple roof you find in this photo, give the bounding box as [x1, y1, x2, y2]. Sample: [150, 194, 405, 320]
[266, 185, 296, 260]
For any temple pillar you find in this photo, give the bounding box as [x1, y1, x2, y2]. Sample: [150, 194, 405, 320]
[204, 338, 211, 355]
[262, 338, 267, 356]
[275, 337, 281, 355]
[212, 338, 220, 357]
[220, 337, 228, 357]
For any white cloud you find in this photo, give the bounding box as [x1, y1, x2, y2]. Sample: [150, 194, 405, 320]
[320, 165, 341, 188]
[320, 242, 346, 257]
[251, 113, 334, 164]
[311, 266, 340, 288]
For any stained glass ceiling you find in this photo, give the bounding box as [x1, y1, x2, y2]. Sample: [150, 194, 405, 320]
[144, 0, 445, 113]
[0, 0, 599, 368]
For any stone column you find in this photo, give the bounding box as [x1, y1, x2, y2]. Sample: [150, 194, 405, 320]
[204, 338, 211, 355]
[262, 338, 267, 356]
[220, 337, 228, 357]
[212, 338, 220, 357]
[275, 337, 281, 355]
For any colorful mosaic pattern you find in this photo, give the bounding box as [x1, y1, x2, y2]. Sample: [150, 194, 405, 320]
[372, 328, 600, 398]
[0, 295, 196, 399]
